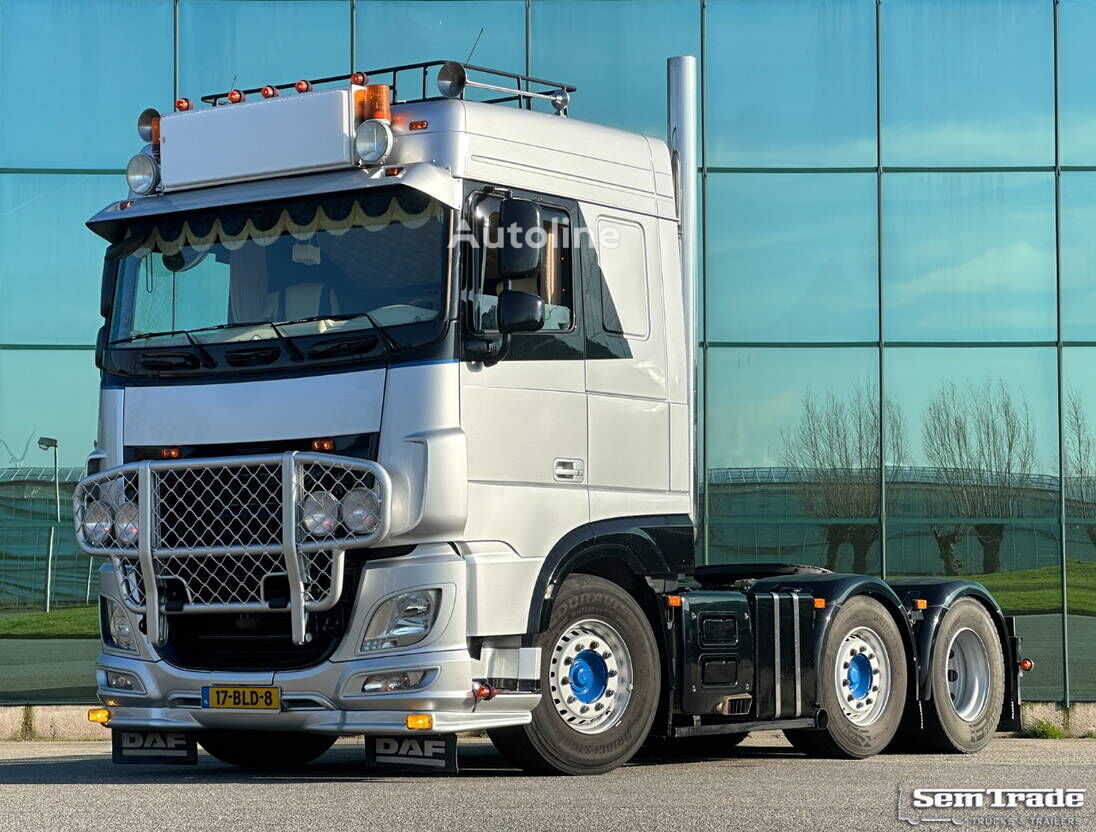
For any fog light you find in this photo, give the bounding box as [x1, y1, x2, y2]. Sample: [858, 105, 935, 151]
[105, 670, 144, 693]
[362, 670, 427, 694]
[88, 708, 111, 724]
[405, 713, 433, 730]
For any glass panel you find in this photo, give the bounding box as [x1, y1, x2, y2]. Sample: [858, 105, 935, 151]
[882, 173, 1056, 342]
[705, 347, 882, 572]
[885, 346, 1061, 697]
[0, 0, 173, 169]
[0, 174, 122, 346]
[357, 1, 525, 84]
[1058, 0, 1096, 166]
[1063, 348, 1096, 700]
[705, 0, 876, 168]
[531, 0, 700, 137]
[881, 0, 1054, 167]
[706, 173, 877, 342]
[1060, 173, 1096, 341]
[178, 0, 351, 102]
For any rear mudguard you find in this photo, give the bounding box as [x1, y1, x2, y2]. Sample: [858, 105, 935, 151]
[887, 577, 1022, 730]
[746, 573, 919, 715]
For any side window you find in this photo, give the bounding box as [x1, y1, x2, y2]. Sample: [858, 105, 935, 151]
[596, 216, 649, 339]
[472, 199, 574, 334]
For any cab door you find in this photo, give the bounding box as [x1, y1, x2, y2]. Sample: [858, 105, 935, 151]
[459, 188, 589, 559]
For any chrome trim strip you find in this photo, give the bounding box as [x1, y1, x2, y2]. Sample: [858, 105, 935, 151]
[136, 462, 161, 645]
[282, 453, 307, 645]
[792, 591, 802, 718]
[771, 591, 781, 719]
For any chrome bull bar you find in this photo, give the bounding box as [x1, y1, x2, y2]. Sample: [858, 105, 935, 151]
[74, 452, 391, 645]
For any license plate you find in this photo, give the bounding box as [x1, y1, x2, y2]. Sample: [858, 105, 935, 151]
[201, 686, 281, 710]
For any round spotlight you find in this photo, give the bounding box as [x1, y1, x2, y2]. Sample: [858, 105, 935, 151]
[136, 108, 160, 142]
[227, 89, 245, 104]
[354, 119, 394, 165]
[82, 500, 113, 545]
[125, 153, 160, 195]
[113, 502, 139, 545]
[341, 488, 381, 534]
[301, 492, 339, 536]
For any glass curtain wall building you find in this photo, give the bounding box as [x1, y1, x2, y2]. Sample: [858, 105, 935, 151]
[0, 0, 1090, 704]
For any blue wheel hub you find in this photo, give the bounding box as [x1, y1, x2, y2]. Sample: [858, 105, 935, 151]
[569, 649, 608, 703]
[846, 652, 872, 699]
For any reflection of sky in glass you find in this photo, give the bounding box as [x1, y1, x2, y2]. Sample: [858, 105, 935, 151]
[0, 350, 99, 468]
[706, 347, 878, 469]
[531, 1, 700, 137]
[885, 347, 1059, 477]
[0, 0, 173, 168]
[883, 173, 1056, 342]
[1055, 0, 1096, 165]
[882, 0, 1054, 166]
[178, 0, 350, 99]
[0, 174, 120, 345]
[706, 0, 876, 168]
[707, 173, 877, 342]
[1060, 174, 1096, 340]
[358, 1, 525, 82]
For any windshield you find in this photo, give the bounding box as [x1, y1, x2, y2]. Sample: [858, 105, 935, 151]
[108, 188, 449, 350]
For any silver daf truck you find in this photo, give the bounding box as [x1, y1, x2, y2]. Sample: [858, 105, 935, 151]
[77, 57, 1028, 775]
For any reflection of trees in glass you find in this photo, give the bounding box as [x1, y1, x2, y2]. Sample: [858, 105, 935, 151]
[921, 380, 1037, 575]
[781, 384, 905, 573]
[1065, 392, 1096, 547]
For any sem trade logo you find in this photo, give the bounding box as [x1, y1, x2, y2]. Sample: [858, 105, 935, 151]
[897, 786, 1087, 826]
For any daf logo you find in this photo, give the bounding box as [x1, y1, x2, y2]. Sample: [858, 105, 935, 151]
[375, 738, 447, 759]
[121, 732, 188, 750]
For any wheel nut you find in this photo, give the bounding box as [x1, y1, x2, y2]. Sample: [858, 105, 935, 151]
[605, 690, 614, 697]
[873, 668, 879, 675]
[847, 695, 853, 702]
[580, 705, 589, 713]
[843, 661, 850, 669]
[595, 703, 603, 710]
[590, 641, 599, 650]
[865, 698, 873, 705]
[564, 657, 572, 665]
[575, 644, 585, 652]
[602, 651, 611, 659]
[856, 702, 863, 709]
[561, 677, 570, 686]
[872, 685, 878, 692]
[608, 670, 617, 678]
[567, 696, 575, 704]
[850, 649, 858, 657]
[859, 646, 867, 653]
[842, 679, 849, 687]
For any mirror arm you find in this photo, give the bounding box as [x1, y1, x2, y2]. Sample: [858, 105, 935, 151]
[465, 332, 509, 366]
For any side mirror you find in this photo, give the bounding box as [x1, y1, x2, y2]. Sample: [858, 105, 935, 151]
[497, 290, 544, 334]
[498, 198, 542, 278]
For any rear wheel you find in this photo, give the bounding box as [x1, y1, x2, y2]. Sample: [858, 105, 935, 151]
[197, 730, 336, 769]
[920, 598, 1004, 753]
[784, 595, 908, 759]
[488, 574, 660, 775]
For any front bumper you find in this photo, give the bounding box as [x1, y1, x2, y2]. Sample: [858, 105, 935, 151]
[95, 648, 537, 735]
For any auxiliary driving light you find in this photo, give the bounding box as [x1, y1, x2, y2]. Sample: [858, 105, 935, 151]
[82, 500, 113, 544]
[301, 491, 339, 535]
[125, 152, 160, 195]
[87, 708, 111, 725]
[405, 714, 433, 731]
[341, 487, 380, 534]
[105, 670, 144, 693]
[136, 108, 160, 145]
[113, 502, 139, 545]
[354, 118, 394, 165]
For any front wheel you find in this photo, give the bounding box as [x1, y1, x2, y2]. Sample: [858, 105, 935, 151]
[785, 595, 908, 759]
[488, 574, 660, 775]
[197, 730, 336, 769]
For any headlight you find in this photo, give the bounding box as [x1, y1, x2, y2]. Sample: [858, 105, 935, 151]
[125, 152, 160, 195]
[341, 487, 380, 534]
[362, 589, 441, 651]
[301, 491, 339, 535]
[103, 598, 137, 652]
[82, 500, 113, 544]
[361, 669, 428, 693]
[354, 118, 394, 164]
[113, 502, 139, 545]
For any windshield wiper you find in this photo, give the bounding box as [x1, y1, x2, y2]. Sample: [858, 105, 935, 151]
[182, 330, 218, 368]
[113, 328, 219, 369]
[276, 312, 403, 353]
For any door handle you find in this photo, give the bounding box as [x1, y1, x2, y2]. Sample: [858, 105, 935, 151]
[553, 458, 585, 483]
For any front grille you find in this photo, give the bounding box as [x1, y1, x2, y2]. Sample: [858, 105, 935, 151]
[155, 463, 283, 551]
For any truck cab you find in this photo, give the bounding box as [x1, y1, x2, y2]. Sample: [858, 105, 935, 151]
[78, 59, 1024, 774]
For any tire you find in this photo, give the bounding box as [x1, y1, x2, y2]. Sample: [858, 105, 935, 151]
[488, 574, 660, 775]
[920, 598, 1004, 753]
[784, 595, 908, 759]
[197, 730, 336, 769]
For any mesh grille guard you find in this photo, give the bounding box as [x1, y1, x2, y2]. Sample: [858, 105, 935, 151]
[74, 452, 391, 645]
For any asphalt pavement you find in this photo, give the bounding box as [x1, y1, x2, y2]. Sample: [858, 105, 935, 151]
[0, 733, 1092, 832]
